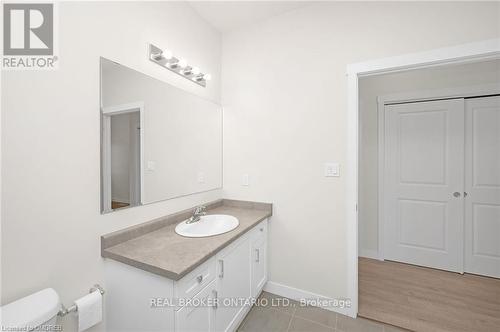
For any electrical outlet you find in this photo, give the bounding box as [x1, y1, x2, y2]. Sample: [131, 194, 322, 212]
[242, 174, 249, 186]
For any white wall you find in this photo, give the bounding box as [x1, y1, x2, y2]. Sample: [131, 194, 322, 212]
[1, 2, 221, 331]
[358, 60, 500, 258]
[221, 1, 500, 302]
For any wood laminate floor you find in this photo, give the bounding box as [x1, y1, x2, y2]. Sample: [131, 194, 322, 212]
[111, 201, 129, 209]
[359, 257, 500, 332]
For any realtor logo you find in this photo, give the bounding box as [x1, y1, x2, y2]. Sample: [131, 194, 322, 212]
[2, 2, 58, 69]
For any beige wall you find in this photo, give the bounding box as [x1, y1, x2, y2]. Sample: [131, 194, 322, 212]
[221, 1, 500, 300]
[358, 60, 500, 257]
[1, 2, 221, 331]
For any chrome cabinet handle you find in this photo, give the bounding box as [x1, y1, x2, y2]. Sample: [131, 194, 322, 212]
[255, 249, 260, 262]
[212, 289, 218, 309]
[453, 192, 461, 198]
[218, 259, 224, 278]
[196, 275, 203, 283]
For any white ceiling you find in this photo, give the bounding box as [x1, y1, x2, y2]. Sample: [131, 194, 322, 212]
[188, 1, 313, 33]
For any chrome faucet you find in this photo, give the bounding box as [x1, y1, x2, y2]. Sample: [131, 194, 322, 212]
[186, 205, 207, 224]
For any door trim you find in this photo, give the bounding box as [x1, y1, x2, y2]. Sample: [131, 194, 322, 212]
[346, 38, 500, 318]
[377, 85, 500, 261]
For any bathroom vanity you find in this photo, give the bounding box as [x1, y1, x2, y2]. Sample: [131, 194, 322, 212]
[101, 199, 271, 332]
[99, 59, 269, 332]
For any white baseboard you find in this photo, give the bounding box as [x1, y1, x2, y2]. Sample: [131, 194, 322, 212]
[358, 249, 381, 260]
[263, 281, 355, 318]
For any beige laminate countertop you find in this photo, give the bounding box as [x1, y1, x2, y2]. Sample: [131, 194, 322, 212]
[101, 200, 272, 280]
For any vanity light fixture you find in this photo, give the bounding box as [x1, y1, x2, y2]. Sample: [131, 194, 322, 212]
[163, 50, 173, 60]
[192, 73, 211, 83]
[178, 59, 188, 69]
[151, 49, 173, 61]
[193, 74, 204, 82]
[148, 43, 210, 87]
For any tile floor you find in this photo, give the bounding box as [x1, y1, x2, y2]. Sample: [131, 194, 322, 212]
[238, 292, 408, 332]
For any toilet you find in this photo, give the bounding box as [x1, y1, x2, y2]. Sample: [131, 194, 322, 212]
[0, 288, 60, 331]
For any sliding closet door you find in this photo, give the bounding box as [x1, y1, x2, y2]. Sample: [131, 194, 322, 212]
[465, 96, 500, 278]
[384, 99, 465, 272]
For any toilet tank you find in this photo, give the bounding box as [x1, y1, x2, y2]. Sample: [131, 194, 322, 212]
[0, 288, 60, 331]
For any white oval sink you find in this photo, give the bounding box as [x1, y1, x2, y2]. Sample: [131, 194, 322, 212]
[175, 214, 239, 238]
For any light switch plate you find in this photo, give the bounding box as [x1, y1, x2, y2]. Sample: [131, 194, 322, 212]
[147, 161, 156, 171]
[324, 163, 340, 177]
[242, 174, 249, 186]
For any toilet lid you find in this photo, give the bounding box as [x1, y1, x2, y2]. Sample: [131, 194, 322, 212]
[0, 288, 60, 329]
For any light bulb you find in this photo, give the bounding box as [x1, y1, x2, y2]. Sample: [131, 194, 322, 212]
[163, 50, 173, 60]
[152, 52, 163, 60]
[203, 73, 212, 81]
[178, 59, 188, 69]
[192, 67, 200, 75]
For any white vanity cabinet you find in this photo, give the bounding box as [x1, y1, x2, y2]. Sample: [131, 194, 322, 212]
[215, 235, 252, 332]
[174, 257, 217, 308]
[104, 260, 175, 332]
[175, 280, 217, 332]
[104, 218, 268, 332]
[250, 221, 268, 298]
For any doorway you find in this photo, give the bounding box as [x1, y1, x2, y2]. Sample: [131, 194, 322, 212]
[356, 59, 500, 331]
[101, 102, 144, 213]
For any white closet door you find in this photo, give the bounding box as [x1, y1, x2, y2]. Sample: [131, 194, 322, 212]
[384, 99, 465, 272]
[465, 96, 500, 278]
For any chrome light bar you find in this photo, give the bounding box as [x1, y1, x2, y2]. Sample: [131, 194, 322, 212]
[148, 44, 211, 88]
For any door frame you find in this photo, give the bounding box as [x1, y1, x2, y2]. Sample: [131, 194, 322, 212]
[376, 84, 500, 262]
[101, 102, 145, 213]
[346, 38, 500, 318]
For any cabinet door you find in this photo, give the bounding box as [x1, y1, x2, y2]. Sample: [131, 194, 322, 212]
[251, 236, 267, 298]
[175, 281, 216, 332]
[215, 237, 251, 332]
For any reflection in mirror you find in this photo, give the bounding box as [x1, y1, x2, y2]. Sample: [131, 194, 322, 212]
[100, 58, 222, 213]
[102, 105, 142, 211]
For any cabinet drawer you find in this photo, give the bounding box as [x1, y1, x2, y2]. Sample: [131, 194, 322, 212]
[175, 280, 216, 332]
[251, 219, 268, 242]
[175, 256, 216, 306]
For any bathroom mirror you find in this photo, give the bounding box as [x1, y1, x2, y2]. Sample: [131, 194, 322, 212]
[100, 58, 222, 213]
